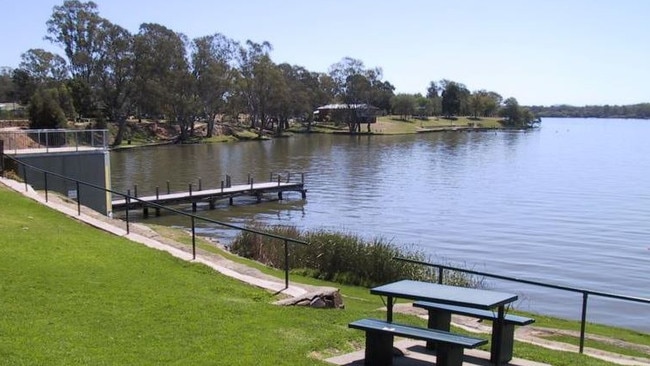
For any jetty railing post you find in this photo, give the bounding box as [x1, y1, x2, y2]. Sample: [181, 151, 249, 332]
[155, 187, 159, 200]
[579, 292, 588, 353]
[301, 173, 304, 184]
[125, 190, 131, 234]
[286, 171, 291, 183]
[166, 180, 170, 194]
[43, 171, 49, 202]
[198, 178, 202, 191]
[284, 239, 289, 289]
[250, 177, 254, 190]
[220, 180, 224, 193]
[134, 184, 138, 198]
[438, 267, 444, 284]
[277, 175, 281, 186]
[76, 181, 81, 215]
[191, 216, 196, 260]
[247, 173, 251, 184]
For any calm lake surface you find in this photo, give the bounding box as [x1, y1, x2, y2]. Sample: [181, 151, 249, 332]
[110, 118, 650, 332]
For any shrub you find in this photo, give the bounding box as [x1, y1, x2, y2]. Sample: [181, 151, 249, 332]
[230, 223, 479, 288]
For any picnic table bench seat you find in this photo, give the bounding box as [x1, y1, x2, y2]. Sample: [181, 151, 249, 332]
[413, 301, 535, 363]
[349, 318, 487, 366]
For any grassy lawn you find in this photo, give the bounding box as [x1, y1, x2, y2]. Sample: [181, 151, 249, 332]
[0, 185, 642, 365]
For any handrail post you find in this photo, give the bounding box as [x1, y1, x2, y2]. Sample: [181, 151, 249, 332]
[125, 190, 131, 234]
[22, 164, 27, 191]
[438, 267, 444, 284]
[284, 239, 289, 289]
[0, 139, 4, 176]
[580, 292, 588, 353]
[191, 216, 196, 260]
[44, 172, 48, 202]
[76, 181, 81, 215]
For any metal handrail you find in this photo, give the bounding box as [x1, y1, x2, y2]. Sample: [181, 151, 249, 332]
[3, 155, 307, 289]
[393, 256, 650, 354]
[0, 129, 108, 154]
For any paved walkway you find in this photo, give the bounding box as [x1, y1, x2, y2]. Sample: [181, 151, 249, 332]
[2, 177, 649, 366]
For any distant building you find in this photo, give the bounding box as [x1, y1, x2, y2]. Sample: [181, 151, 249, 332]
[313, 103, 380, 123]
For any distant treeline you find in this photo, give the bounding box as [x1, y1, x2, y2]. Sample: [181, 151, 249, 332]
[527, 103, 650, 119]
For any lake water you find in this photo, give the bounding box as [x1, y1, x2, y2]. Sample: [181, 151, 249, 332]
[110, 118, 650, 332]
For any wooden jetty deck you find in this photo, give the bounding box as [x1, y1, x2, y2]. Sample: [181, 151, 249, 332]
[111, 180, 306, 216]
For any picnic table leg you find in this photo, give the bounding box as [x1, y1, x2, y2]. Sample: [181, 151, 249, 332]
[365, 331, 394, 366]
[491, 305, 505, 365]
[425, 309, 452, 350]
[386, 296, 394, 322]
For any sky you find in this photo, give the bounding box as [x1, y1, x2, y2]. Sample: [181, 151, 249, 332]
[2, 0, 648, 106]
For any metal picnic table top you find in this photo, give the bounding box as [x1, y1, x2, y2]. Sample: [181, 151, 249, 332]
[371, 279, 518, 310]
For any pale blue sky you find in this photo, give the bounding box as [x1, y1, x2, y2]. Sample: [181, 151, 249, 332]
[2, 0, 648, 106]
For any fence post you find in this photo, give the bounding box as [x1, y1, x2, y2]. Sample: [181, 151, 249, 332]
[0, 139, 4, 176]
[579, 292, 588, 353]
[44, 172, 48, 202]
[284, 239, 289, 289]
[22, 164, 28, 191]
[125, 190, 131, 234]
[438, 267, 444, 284]
[191, 216, 196, 260]
[76, 181, 81, 215]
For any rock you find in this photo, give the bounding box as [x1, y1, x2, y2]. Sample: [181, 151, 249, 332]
[274, 287, 344, 309]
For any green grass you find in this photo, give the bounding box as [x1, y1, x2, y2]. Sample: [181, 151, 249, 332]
[0, 185, 644, 365]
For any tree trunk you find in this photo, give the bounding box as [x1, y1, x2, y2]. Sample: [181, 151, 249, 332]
[112, 118, 127, 147]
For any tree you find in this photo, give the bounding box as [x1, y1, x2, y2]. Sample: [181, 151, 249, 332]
[95, 21, 135, 145]
[133, 23, 192, 141]
[441, 81, 462, 116]
[390, 94, 417, 120]
[0, 67, 15, 103]
[28, 87, 68, 129]
[499, 97, 538, 128]
[191, 33, 238, 138]
[19, 49, 68, 84]
[46, 1, 105, 83]
[235, 40, 284, 131]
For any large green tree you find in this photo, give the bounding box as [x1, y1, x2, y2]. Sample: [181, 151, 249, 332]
[134, 23, 196, 141]
[390, 94, 417, 120]
[46, 1, 105, 84]
[95, 21, 135, 145]
[191, 33, 238, 138]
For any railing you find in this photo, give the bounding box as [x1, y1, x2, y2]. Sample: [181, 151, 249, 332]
[393, 257, 650, 354]
[2, 154, 308, 290]
[0, 129, 108, 154]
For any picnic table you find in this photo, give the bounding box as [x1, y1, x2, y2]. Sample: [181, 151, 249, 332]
[370, 280, 518, 365]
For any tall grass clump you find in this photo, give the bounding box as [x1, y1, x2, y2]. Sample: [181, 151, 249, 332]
[229, 223, 476, 288]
